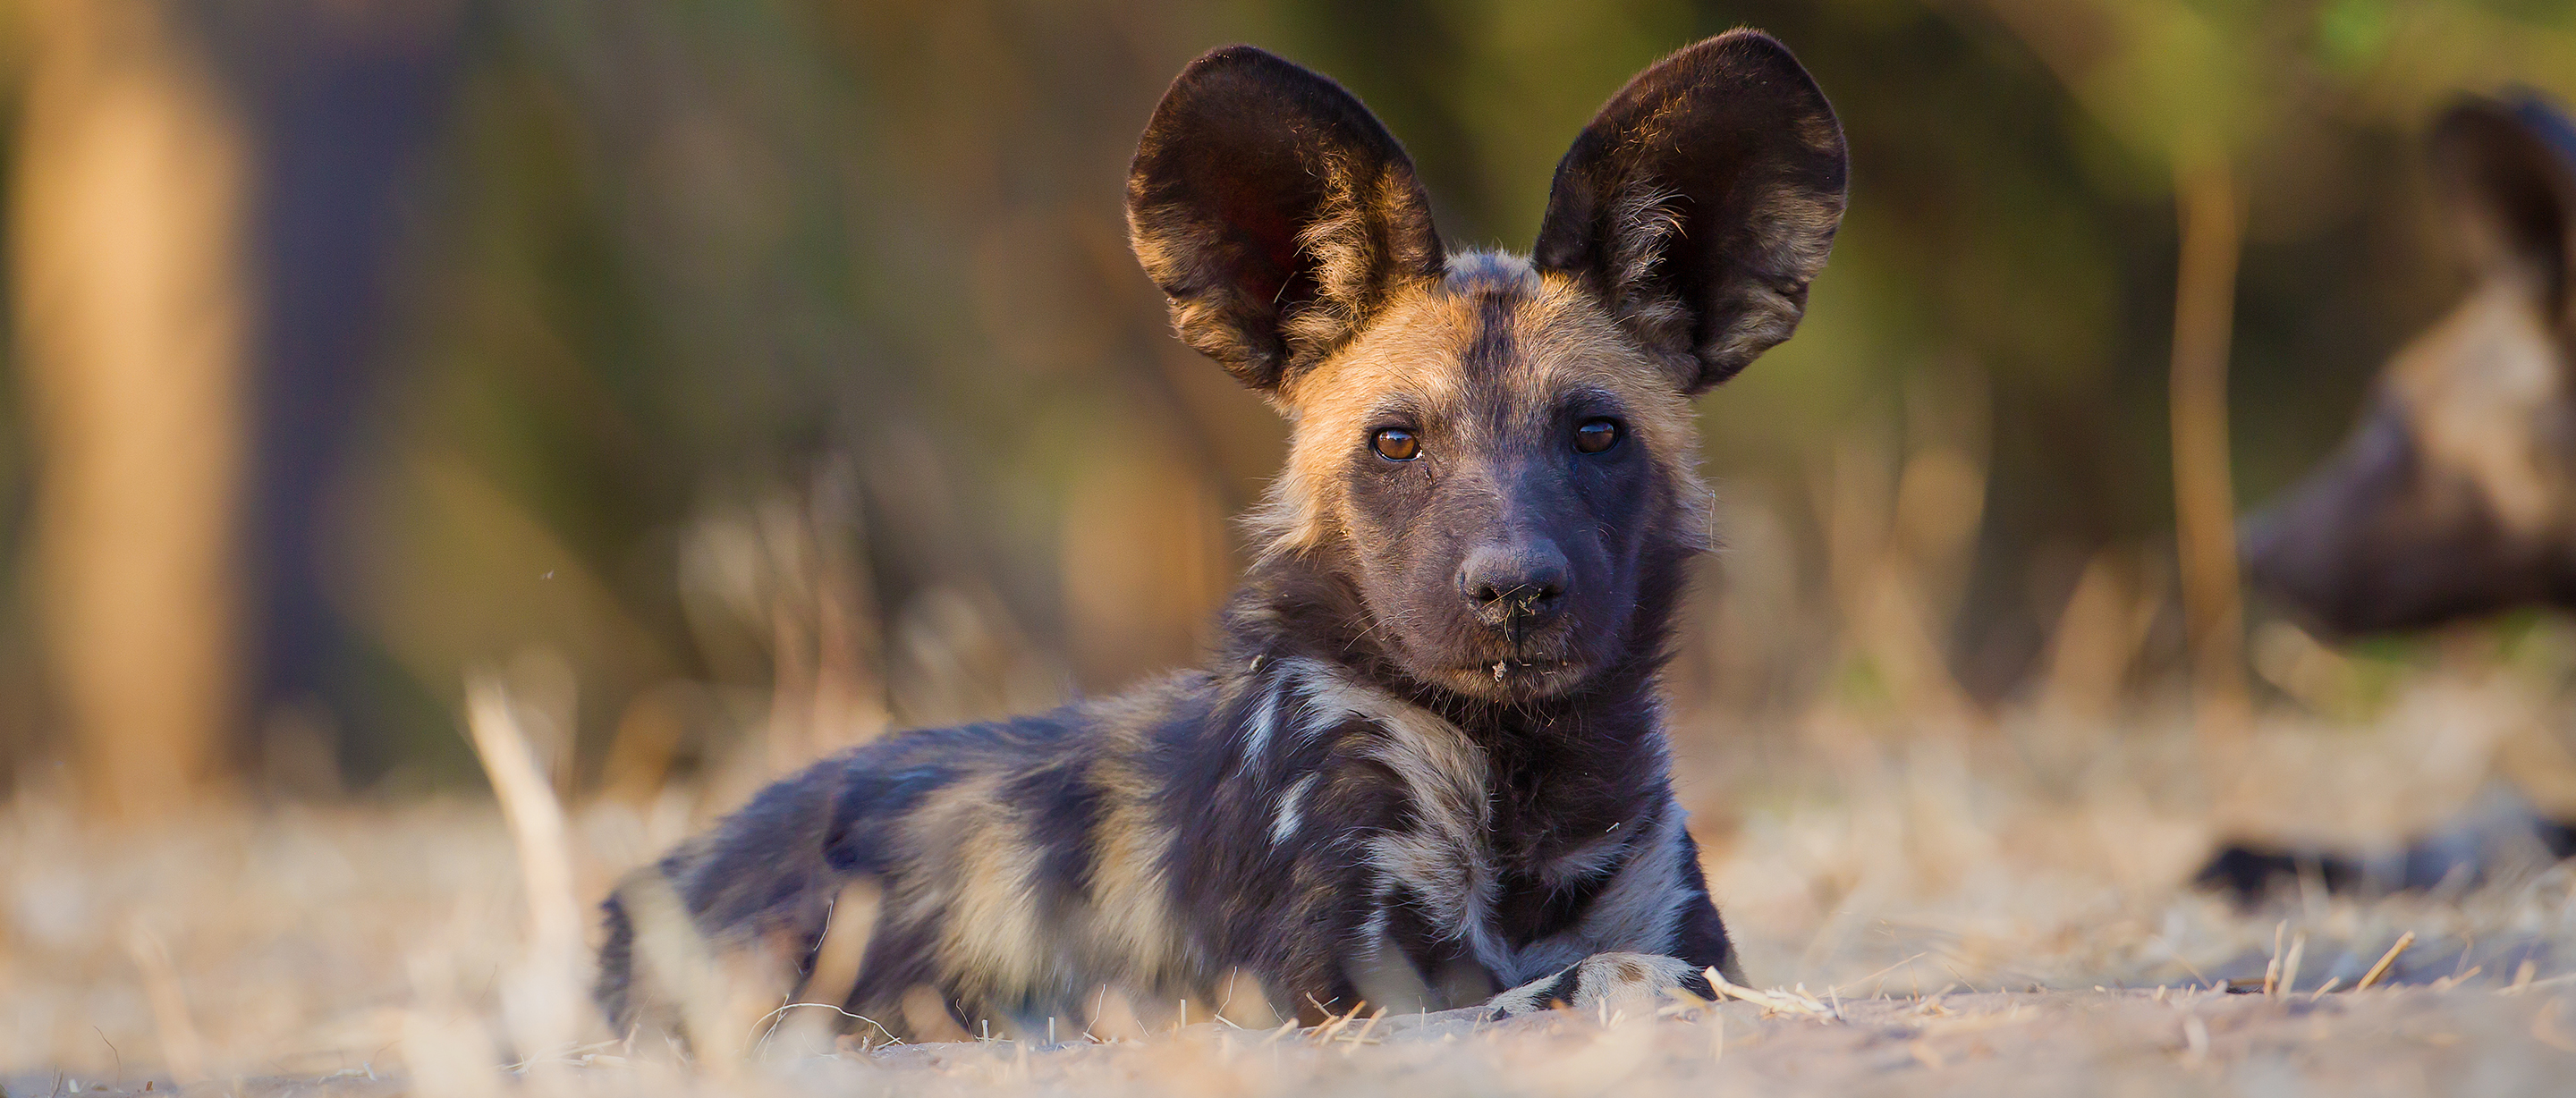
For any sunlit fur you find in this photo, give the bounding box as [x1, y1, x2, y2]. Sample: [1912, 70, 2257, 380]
[1255, 253, 1709, 562]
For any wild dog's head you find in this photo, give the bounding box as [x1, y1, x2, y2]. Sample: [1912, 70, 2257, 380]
[2244, 95, 2576, 635]
[1127, 34, 1846, 701]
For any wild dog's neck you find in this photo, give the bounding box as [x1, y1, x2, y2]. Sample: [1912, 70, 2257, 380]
[1218, 544, 1694, 744]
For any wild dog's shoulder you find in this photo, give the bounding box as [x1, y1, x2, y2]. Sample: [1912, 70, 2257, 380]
[1209, 654, 1481, 784]
[1211, 657, 1499, 902]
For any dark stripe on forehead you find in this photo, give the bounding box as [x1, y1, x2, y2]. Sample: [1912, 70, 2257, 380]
[1445, 254, 1538, 416]
[1464, 290, 1517, 377]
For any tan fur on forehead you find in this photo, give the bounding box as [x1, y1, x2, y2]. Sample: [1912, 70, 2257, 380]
[1517, 270, 1704, 463]
[1249, 250, 1710, 556]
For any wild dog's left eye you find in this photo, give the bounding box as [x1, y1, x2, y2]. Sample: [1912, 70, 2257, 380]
[1574, 418, 1622, 454]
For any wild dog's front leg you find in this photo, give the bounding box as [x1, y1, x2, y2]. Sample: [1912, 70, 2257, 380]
[1483, 821, 1749, 1017]
[1486, 952, 1715, 1017]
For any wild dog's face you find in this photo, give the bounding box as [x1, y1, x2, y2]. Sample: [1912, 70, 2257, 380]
[1264, 263, 1707, 700]
[2244, 97, 2576, 635]
[1126, 36, 1846, 701]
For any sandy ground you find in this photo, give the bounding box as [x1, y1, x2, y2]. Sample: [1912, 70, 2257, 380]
[11, 670, 2576, 1094]
[8, 986, 2576, 1097]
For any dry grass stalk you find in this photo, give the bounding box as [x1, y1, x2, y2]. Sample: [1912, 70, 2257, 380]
[2504, 972, 2576, 995]
[1835, 952, 1929, 1000]
[1308, 1000, 1368, 1044]
[1337, 1007, 1388, 1055]
[463, 674, 581, 960]
[2263, 921, 2284, 997]
[462, 673, 586, 1069]
[766, 881, 880, 1055]
[1214, 967, 1284, 1029]
[2534, 1000, 2576, 1053]
[902, 984, 977, 1043]
[614, 865, 755, 1069]
[1705, 967, 1838, 1020]
[121, 921, 209, 1083]
[2358, 932, 2417, 991]
[2182, 1013, 2211, 1066]
[1082, 987, 1148, 1043]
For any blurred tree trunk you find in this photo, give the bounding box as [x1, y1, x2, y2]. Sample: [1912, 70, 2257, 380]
[2170, 156, 2248, 744]
[13, 0, 250, 819]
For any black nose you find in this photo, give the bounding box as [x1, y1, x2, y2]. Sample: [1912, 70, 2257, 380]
[1458, 541, 1570, 634]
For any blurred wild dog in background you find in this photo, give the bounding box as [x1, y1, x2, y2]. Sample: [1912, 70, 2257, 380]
[2209, 93, 2576, 900]
[596, 32, 1846, 1045]
[2245, 95, 2576, 636]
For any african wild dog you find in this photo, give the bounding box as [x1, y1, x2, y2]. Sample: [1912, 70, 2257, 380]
[597, 31, 1847, 1043]
[2244, 94, 2576, 635]
[2206, 93, 2576, 900]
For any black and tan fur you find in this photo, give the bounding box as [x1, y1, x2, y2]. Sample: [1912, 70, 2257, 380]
[597, 31, 1847, 1043]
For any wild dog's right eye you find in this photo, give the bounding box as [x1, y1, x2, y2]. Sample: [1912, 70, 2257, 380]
[1371, 427, 1419, 461]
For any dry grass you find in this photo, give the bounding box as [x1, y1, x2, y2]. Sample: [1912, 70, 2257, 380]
[8, 656, 2576, 1096]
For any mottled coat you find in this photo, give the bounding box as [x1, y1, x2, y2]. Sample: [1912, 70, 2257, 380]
[597, 30, 1847, 1043]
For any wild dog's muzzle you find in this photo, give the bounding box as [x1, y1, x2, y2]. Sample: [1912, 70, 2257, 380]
[1457, 539, 1570, 645]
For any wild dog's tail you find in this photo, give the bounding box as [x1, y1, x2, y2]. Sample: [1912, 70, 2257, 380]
[594, 756, 874, 1046]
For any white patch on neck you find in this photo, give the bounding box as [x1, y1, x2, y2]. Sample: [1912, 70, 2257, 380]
[1250, 658, 1690, 991]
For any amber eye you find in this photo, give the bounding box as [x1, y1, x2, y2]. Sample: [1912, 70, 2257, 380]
[1574, 418, 1622, 454]
[1371, 427, 1419, 461]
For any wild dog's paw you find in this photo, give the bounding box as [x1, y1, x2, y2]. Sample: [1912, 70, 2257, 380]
[1487, 952, 1710, 1017]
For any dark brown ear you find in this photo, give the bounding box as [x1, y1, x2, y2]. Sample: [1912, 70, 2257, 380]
[2432, 94, 2576, 330]
[1533, 30, 1847, 395]
[1127, 46, 1444, 392]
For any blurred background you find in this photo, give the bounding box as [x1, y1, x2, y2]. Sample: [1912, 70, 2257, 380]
[0, 0, 2572, 819]
[17, 0, 2576, 1083]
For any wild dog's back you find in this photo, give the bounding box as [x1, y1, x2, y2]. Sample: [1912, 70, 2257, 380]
[597, 674, 1221, 1043]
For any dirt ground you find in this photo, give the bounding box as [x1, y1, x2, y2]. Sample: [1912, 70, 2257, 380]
[7, 986, 2576, 1097]
[10, 666, 2576, 1095]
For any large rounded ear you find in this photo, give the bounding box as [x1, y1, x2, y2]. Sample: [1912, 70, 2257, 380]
[1127, 46, 1445, 393]
[1533, 31, 1847, 396]
[2432, 93, 2576, 331]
